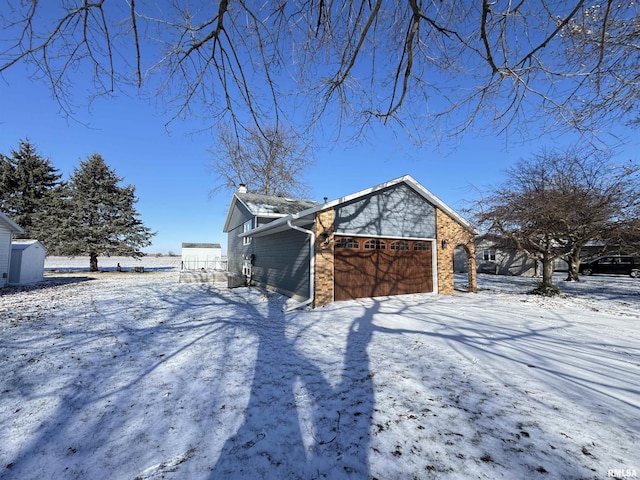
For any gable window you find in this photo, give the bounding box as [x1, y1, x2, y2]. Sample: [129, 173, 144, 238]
[336, 238, 359, 249]
[390, 240, 409, 251]
[483, 249, 496, 261]
[243, 219, 253, 245]
[364, 239, 386, 250]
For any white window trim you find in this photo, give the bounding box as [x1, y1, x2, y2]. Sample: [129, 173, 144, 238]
[243, 219, 253, 245]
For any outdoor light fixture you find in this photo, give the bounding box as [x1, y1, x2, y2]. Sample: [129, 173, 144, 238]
[441, 239, 449, 249]
[318, 231, 331, 249]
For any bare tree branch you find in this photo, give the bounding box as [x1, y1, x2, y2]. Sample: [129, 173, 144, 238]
[1, 1, 639, 140]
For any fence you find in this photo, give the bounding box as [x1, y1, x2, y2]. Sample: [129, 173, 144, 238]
[181, 259, 228, 271]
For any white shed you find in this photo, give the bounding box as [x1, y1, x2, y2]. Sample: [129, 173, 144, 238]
[10, 240, 47, 285]
[181, 242, 223, 270]
[0, 211, 25, 287]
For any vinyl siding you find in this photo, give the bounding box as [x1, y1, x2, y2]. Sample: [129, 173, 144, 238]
[251, 228, 311, 299]
[0, 226, 11, 287]
[226, 202, 255, 276]
[335, 183, 436, 238]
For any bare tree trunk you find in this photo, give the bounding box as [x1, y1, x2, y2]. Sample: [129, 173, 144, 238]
[90, 253, 99, 272]
[565, 249, 581, 282]
[541, 253, 555, 289]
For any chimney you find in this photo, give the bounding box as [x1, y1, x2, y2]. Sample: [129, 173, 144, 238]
[238, 184, 247, 193]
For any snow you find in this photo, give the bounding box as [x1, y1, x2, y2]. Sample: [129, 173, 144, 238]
[1, 265, 638, 479]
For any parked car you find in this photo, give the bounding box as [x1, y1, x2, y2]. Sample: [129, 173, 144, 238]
[579, 256, 640, 277]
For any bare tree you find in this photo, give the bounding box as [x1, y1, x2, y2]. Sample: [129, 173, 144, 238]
[212, 124, 313, 198]
[476, 148, 640, 293]
[1, 1, 639, 140]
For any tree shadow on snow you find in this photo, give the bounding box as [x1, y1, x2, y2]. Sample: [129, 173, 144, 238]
[207, 293, 377, 479]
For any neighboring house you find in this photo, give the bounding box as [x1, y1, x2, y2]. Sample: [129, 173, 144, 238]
[0, 211, 25, 287]
[475, 235, 540, 276]
[463, 236, 619, 277]
[181, 243, 224, 270]
[9, 240, 47, 285]
[223, 175, 477, 308]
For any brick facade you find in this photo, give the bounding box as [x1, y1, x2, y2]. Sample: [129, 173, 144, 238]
[436, 208, 477, 294]
[314, 208, 335, 307]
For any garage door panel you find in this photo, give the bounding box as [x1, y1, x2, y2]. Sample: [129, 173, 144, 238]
[334, 236, 433, 301]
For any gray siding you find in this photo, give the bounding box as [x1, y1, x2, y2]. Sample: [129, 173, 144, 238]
[226, 203, 311, 299]
[335, 184, 436, 238]
[251, 228, 311, 299]
[226, 204, 254, 276]
[0, 226, 11, 287]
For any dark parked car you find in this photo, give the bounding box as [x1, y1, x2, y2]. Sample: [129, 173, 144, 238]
[579, 256, 640, 277]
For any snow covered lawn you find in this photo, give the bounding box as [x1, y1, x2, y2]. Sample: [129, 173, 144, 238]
[1, 269, 638, 479]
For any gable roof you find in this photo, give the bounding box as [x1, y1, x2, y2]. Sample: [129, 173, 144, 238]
[11, 239, 47, 252]
[0, 211, 24, 234]
[243, 175, 478, 238]
[223, 191, 320, 232]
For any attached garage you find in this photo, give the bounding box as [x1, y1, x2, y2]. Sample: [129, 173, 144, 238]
[229, 175, 477, 308]
[334, 236, 434, 301]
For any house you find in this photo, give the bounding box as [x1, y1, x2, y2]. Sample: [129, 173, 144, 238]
[9, 240, 47, 285]
[223, 175, 477, 308]
[181, 243, 224, 270]
[464, 234, 540, 276]
[0, 211, 25, 287]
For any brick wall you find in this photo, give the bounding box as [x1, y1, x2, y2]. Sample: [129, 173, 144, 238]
[314, 208, 335, 307]
[436, 208, 477, 294]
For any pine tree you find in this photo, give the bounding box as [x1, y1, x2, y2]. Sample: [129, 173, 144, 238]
[63, 154, 155, 271]
[0, 139, 63, 247]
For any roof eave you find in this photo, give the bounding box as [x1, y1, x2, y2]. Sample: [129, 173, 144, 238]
[0, 212, 25, 234]
[241, 174, 478, 238]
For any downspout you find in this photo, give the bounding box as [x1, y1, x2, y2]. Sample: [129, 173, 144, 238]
[285, 220, 315, 312]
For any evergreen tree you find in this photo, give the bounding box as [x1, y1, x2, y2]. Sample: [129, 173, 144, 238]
[0, 139, 63, 246]
[63, 154, 155, 271]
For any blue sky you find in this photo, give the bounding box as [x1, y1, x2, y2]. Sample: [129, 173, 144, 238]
[1, 62, 638, 255]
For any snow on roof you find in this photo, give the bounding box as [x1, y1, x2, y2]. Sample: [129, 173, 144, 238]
[236, 192, 320, 216]
[11, 239, 46, 251]
[244, 174, 477, 238]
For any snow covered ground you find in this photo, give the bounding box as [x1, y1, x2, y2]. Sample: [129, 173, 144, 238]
[0, 265, 638, 479]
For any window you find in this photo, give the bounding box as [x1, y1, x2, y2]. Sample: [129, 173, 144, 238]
[243, 219, 253, 245]
[483, 249, 496, 262]
[335, 238, 359, 249]
[414, 242, 430, 251]
[390, 240, 409, 251]
[242, 258, 252, 277]
[364, 239, 386, 250]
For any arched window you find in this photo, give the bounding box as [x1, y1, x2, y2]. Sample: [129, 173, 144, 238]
[413, 241, 431, 251]
[335, 238, 359, 249]
[390, 240, 409, 251]
[364, 239, 386, 250]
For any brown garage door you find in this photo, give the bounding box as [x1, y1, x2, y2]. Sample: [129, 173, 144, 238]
[334, 236, 433, 301]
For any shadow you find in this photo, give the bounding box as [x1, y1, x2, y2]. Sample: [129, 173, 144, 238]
[0, 276, 94, 295]
[2, 274, 636, 478]
[209, 294, 376, 478]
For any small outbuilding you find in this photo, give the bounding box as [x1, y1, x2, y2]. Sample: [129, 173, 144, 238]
[181, 243, 223, 270]
[9, 240, 47, 285]
[0, 211, 25, 287]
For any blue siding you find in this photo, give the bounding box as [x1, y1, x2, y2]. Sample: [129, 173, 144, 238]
[251, 228, 311, 298]
[335, 183, 436, 238]
[226, 199, 311, 298]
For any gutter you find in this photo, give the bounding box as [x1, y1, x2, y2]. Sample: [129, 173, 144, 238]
[284, 220, 315, 312]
